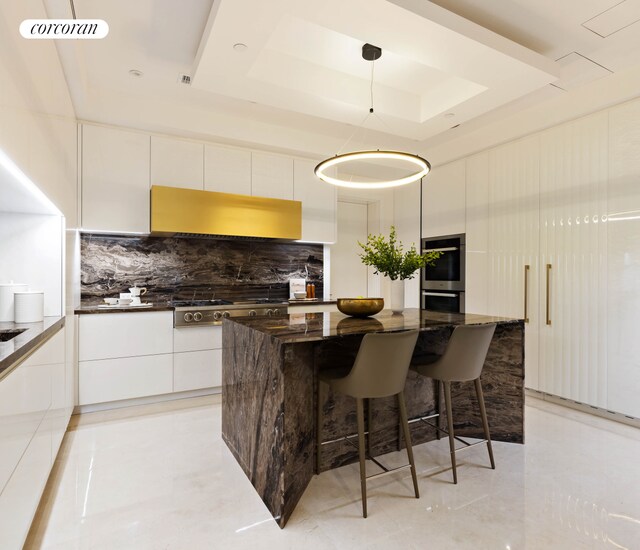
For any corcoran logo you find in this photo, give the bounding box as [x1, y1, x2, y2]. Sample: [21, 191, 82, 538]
[20, 19, 109, 39]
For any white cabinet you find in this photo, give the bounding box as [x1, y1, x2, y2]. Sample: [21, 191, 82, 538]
[79, 354, 173, 405]
[538, 113, 608, 406]
[464, 152, 490, 315]
[78, 312, 174, 405]
[487, 135, 541, 389]
[293, 159, 337, 243]
[174, 349, 221, 392]
[150, 136, 204, 190]
[79, 311, 173, 360]
[204, 145, 251, 195]
[422, 159, 466, 238]
[251, 152, 293, 200]
[606, 101, 640, 418]
[81, 124, 150, 233]
[0, 326, 66, 550]
[173, 326, 222, 392]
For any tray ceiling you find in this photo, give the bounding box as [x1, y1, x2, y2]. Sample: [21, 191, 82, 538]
[192, 0, 558, 141]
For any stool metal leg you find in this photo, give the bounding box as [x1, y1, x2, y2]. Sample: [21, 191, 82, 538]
[397, 391, 420, 499]
[474, 378, 495, 469]
[436, 380, 442, 440]
[356, 397, 367, 518]
[367, 398, 374, 457]
[443, 381, 458, 484]
[316, 380, 324, 474]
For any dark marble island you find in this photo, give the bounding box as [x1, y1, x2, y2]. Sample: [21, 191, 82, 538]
[221, 309, 524, 528]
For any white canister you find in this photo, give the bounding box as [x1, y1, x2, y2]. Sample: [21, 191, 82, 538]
[14, 291, 44, 323]
[0, 283, 28, 322]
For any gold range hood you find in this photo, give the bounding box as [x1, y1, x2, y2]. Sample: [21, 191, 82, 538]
[150, 186, 302, 240]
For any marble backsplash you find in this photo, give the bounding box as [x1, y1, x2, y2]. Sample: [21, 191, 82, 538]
[80, 234, 323, 305]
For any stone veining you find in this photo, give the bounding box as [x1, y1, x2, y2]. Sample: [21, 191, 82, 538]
[80, 233, 323, 304]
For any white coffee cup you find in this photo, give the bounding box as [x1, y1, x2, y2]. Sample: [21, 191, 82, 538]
[118, 298, 133, 306]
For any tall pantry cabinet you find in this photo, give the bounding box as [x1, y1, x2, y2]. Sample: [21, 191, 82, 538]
[463, 102, 640, 418]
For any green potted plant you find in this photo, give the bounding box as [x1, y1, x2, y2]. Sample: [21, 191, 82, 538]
[358, 226, 441, 313]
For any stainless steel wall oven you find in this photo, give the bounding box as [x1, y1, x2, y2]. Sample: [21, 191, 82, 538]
[421, 234, 465, 313]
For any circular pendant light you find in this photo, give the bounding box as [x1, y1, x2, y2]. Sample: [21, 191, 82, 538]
[315, 44, 430, 189]
[315, 150, 430, 189]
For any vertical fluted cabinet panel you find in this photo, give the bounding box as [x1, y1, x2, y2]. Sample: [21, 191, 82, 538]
[465, 152, 490, 315]
[607, 99, 640, 418]
[488, 136, 540, 389]
[539, 112, 608, 407]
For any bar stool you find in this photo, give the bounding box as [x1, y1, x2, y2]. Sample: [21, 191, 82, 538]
[316, 330, 420, 518]
[411, 324, 496, 484]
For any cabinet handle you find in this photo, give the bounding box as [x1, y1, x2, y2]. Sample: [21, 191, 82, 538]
[546, 263, 552, 326]
[523, 264, 530, 323]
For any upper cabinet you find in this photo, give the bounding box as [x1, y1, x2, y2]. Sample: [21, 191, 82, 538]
[82, 124, 150, 233]
[293, 159, 337, 243]
[150, 136, 204, 190]
[251, 152, 294, 200]
[204, 145, 251, 195]
[422, 159, 466, 237]
[80, 124, 337, 242]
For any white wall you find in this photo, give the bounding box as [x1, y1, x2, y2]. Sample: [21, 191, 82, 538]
[0, 213, 63, 317]
[393, 182, 422, 308]
[334, 187, 395, 304]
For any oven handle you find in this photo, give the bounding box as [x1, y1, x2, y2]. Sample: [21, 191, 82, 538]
[422, 291, 458, 298]
[422, 246, 459, 253]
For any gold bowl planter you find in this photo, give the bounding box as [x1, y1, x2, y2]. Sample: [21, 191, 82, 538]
[337, 298, 384, 318]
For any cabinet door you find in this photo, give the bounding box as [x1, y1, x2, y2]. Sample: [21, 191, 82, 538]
[422, 159, 465, 237]
[538, 112, 608, 407]
[608, 99, 640, 418]
[79, 354, 173, 405]
[204, 145, 251, 195]
[173, 326, 222, 353]
[488, 135, 540, 389]
[150, 136, 204, 190]
[251, 152, 293, 199]
[81, 124, 150, 233]
[465, 152, 489, 314]
[79, 312, 173, 361]
[293, 159, 337, 243]
[174, 349, 221, 392]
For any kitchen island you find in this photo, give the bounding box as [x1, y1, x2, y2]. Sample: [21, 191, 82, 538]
[221, 309, 524, 528]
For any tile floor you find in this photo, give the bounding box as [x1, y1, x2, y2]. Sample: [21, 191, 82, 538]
[25, 395, 640, 549]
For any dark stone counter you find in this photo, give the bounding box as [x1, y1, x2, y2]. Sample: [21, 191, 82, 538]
[0, 316, 65, 380]
[74, 303, 174, 314]
[222, 309, 524, 528]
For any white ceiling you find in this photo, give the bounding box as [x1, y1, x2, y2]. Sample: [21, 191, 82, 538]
[46, 0, 640, 162]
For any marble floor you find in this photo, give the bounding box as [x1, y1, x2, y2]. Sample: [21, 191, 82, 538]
[25, 395, 640, 550]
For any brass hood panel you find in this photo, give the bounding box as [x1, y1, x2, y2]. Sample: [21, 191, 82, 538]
[150, 186, 301, 240]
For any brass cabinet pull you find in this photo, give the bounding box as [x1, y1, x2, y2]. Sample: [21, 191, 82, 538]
[524, 265, 530, 323]
[546, 263, 552, 326]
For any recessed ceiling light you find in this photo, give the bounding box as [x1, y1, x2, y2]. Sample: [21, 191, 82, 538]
[233, 43, 248, 53]
[444, 112, 455, 119]
[129, 69, 143, 78]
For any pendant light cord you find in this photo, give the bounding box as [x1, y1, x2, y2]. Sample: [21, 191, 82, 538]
[338, 59, 376, 154]
[370, 59, 375, 113]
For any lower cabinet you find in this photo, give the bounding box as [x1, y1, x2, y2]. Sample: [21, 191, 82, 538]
[78, 313, 223, 406]
[78, 354, 173, 405]
[0, 326, 66, 550]
[174, 349, 222, 392]
[173, 325, 222, 393]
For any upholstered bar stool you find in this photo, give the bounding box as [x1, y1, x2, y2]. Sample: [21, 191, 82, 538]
[316, 330, 420, 518]
[411, 324, 497, 484]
